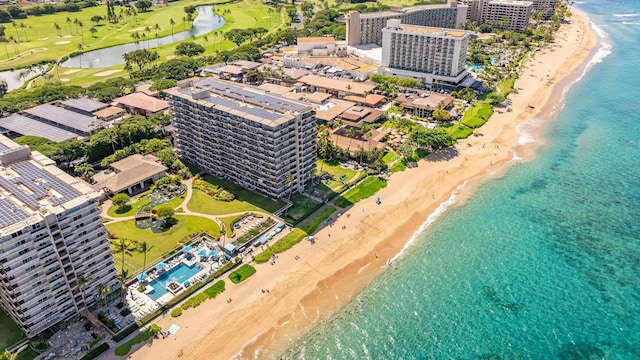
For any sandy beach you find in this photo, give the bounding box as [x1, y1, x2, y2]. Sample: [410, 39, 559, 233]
[123, 10, 598, 360]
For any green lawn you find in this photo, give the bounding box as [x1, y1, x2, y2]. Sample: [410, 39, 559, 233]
[188, 175, 285, 215]
[335, 177, 388, 208]
[219, 214, 246, 238]
[254, 228, 307, 263]
[228, 264, 256, 284]
[106, 215, 220, 272]
[0, 308, 23, 351]
[381, 151, 399, 165]
[299, 205, 336, 234]
[317, 160, 358, 190]
[0, 0, 203, 71]
[443, 124, 473, 141]
[32, 0, 285, 86]
[107, 196, 151, 218]
[461, 102, 494, 128]
[283, 194, 322, 224]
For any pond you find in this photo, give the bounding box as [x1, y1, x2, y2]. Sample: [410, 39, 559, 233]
[61, 5, 224, 69]
[0, 65, 48, 91]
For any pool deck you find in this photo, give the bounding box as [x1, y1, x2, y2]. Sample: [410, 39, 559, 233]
[124, 248, 223, 318]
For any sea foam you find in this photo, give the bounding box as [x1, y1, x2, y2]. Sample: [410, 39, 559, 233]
[388, 181, 468, 264]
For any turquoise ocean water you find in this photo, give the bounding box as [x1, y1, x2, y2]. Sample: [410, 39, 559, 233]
[282, 1, 640, 359]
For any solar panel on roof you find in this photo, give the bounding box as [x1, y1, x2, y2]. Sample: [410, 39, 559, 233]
[0, 114, 79, 142]
[0, 198, 29, 228]
[24, 104, 98, 134]
[61, 98, 107, 113]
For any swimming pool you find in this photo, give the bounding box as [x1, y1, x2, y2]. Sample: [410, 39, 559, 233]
[146, 262, 203, 300]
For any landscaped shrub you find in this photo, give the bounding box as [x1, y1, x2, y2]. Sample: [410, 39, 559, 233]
[111, 324, 139, 342]
[79, 342, 109, 360]
[229, 264, 257, 284]
[170, 308, 183, 317]
[119, 308, 131, 317]
[114, 324, 159, 357]
[193, 179, 236, 202]
[181, 280, 226, 310]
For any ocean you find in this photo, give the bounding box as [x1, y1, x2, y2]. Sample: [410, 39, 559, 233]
[281, 1, 640, 359]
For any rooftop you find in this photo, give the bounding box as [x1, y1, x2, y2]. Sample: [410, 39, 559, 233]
[314, 99, 355, 122]
[60, 98, 108, 113]
[23, 104, 99, 134]
[0, 114, 79, 142]
[93, 154, 167, 194]
[386, 24, 470, 38]
[356, 2, 458, 19]
[166, 79, 314, 126]
[256, 83, 294, 95]
[344, 94, 386, 106]
[299, 75, 376, 94]
[112, 93, 170, 113]
[0, 136, 99, 233]
[93, 106, 125, 119]
[215, 64, 245, 75]
[297, 36, 335, 43]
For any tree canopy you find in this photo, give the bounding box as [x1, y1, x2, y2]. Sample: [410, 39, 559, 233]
[174, 42, 205, 57]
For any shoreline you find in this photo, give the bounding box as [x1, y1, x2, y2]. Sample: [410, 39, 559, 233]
[123, 10, 599, 360]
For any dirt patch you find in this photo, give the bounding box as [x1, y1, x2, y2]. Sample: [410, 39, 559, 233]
[59, 78, 70, 82]
[128, 26, 147, 32]
[94, 70, 122, 77]
[166, 55, 179, 60]
[62, 35, 73, 38]
[63, 69, 82, 75]
[38, 37, 49, 41]
[55, 41, 71, 45]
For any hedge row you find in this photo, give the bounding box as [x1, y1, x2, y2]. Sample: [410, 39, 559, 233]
[79, 342, 109, 360]
[254, 229, 308, 263]
[111, 323, 139, 342]
[114, 325, 160, 357]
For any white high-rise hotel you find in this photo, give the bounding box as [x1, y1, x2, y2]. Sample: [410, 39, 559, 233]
[0, 136, 117, 338]
[380, 19, 471, 88]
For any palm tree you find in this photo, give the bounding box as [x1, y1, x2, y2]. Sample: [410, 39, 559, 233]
[19, 23, 28, 42]
[285, 173, 295, 209]
[77, 20, 84, 43]
[77, 43, 83, 67]
[138, 241, 151, 279]
[114, 238, 131, 276]
[97, 283, 110, 307]
[0, 37, 9, 58]
[169, 18, 175, 36]
[11, 22, 20, 43]
[75, 275, 91, 310]
[346, 127, 356, 152]
[8, 36, 18, 56]
[117, 268, 129, 303]
[89, 27, 97, 38]
[54, 23, 62, 37]
[66, 17, 72, 35]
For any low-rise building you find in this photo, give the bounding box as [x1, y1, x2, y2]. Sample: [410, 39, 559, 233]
[298, 75, 376, 97]
[92, 154, 167, 195]
[395, 92, 455, 117]
[112, 93, 169, 116]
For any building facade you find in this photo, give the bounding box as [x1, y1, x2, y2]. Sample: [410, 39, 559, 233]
[380, 20, 470, 88]
[346, 1, 468, 46]
[0, 136, 117, 338]
[166, 79, 316, 199]
[462, 0, 534, 31]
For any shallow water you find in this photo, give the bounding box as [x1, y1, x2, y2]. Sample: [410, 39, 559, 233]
[282, 1, 640, 359]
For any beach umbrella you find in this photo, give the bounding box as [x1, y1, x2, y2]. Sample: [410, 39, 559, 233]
[181, 245, 193, 253]
[155, 262, 167, 270]
[308, 236, 314, 241]
[197, 249, 207, 256]
[136, 273, 149, 281]
[208, 249, 218, 256]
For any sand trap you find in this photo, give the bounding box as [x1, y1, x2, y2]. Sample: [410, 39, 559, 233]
[55, 41, 71, 45]
[166, 55, 179, 60]
[59, 78, 70, 82]
[38, 37, 49, 41]
[128, 27, 146, 32]
[63, 69, 82, 75]
[62, 35, 73, 38]
[94, 70, 121, 77]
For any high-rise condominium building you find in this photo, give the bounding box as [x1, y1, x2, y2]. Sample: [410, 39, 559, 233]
[166, 79, 316, 199]
[380, 19, 471, 88]
[0, 136, 117, 338]
[462, 0, 534, 31]
[346, 1, 468, 46]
